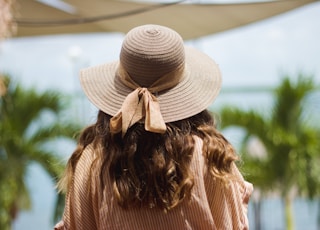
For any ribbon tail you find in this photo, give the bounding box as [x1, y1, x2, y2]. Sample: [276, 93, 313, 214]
[110, 89, 142, 136]
[110, 111, 123, 134]
[144, 93, 166, 133]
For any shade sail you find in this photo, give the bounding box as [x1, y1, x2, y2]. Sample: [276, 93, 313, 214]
[14, 0, 317, 40]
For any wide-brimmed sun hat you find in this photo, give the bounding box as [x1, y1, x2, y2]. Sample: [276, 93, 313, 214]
[80, 24, 222, 135]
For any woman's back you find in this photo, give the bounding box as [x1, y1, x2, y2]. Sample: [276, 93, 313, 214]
[58, 136, 252, 230]
[55, 24, 253, 230]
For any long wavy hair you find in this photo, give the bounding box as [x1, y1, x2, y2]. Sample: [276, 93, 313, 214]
[58, 109, 238, 211]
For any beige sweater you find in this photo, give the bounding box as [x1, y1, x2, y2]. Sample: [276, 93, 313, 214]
[55, 137, 253, 230]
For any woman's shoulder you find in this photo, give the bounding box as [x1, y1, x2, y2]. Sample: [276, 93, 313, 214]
[81, 143, 101, 161]
[74, 143, 102, 178]
[192, 135, 204, 148]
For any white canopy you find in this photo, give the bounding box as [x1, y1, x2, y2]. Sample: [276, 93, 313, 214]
[14, 0, 317, 40]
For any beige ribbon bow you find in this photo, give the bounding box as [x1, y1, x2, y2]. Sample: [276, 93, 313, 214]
[110, 64, 184, 136]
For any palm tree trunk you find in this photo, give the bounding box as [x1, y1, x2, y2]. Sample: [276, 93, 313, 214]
[253, 200, 262, 230]
[284, 195, 294, 230]
[317, 200, 320, 230]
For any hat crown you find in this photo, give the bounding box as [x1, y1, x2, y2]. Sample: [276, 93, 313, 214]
[120, 24, 185, 87]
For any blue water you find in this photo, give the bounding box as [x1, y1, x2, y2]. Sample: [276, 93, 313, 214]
[248, 198, 319, 230]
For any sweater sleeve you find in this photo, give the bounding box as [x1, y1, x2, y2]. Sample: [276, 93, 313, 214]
[204, 162, 253, 230]
[55, 145, 100, 230]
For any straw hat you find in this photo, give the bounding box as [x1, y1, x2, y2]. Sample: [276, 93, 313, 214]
[80, 24, 222, 134]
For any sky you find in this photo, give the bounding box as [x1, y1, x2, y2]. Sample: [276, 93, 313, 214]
[1, 1, 320, 229]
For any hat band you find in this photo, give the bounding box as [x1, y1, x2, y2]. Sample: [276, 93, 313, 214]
[110, 63, 185, 136]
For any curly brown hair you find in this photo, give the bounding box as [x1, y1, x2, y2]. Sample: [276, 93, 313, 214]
[58, 110, 238, 211]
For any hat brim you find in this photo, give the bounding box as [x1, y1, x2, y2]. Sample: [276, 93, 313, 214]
[80, 46, 222, 122]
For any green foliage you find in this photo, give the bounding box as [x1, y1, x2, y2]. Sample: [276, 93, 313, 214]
[0, 75, 80, 229]
[218, 74, 320, 229]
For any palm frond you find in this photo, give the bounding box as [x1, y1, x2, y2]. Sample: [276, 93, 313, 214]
[218, 74, 320, 197]
[272, 74, 315, 130]
[0, 75, 80, 227]
[28, 122, 81, 144]
[220, 107, 269, 139]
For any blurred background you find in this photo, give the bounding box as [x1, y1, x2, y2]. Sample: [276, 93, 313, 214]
[1, 0, 320, 229]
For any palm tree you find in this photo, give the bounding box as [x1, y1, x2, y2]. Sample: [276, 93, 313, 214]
[218, 74, 320, 230]
[0, 75, 80, 229]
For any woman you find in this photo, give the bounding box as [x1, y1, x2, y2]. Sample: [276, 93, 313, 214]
[55, 24, 253, 230]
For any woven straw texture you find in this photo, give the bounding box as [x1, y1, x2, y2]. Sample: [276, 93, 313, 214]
[80, 24, 222, 122]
